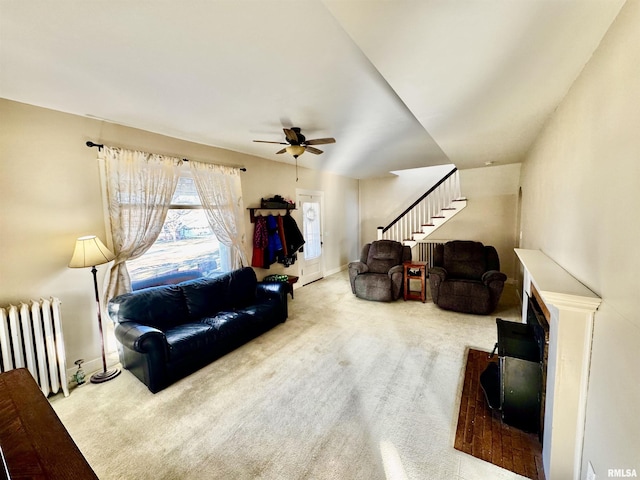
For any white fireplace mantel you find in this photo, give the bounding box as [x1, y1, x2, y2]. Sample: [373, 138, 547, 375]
[515, 249, 601, 480]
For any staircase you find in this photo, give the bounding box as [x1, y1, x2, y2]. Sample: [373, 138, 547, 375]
[377, 167, 467, 255]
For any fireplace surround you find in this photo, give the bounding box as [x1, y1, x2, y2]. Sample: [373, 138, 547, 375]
[515, 249, 601, 480]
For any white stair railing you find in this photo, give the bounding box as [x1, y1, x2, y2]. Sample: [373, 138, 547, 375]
[377, 167, 464, 244]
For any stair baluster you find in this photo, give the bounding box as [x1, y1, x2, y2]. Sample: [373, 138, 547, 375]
[377, 168, 466, 251]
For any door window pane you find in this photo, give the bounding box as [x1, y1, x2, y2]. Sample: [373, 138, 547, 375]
[302, 201, 321, 260]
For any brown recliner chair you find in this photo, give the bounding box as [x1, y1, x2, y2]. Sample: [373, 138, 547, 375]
[348, 240, 411, 302]
[428, 240, 507, 315]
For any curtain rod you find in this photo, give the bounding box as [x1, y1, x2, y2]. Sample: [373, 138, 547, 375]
[85, 141, 247, 171]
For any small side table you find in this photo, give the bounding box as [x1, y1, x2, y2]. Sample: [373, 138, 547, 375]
[403, 261, 427, 302]
[263, 274, 299, 299]
[285, 275, 299, 299]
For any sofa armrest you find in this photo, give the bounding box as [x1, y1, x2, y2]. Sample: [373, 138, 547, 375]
[115, 321, 167, 355]
[481, 270, 507, 286]
[257, 281, 288, 320]
[114, 321, 170, 393]
[257, 281, 288, 301]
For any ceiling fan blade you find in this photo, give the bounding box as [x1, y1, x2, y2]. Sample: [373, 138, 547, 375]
[253, 140, 288, 145]
[283, 128, 299, 144]
[305, 146, 324, 155]
[275, 148, 287, 154]
[304, 137, 336, 146]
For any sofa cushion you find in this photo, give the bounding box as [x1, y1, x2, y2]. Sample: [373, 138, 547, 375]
[228, 267, 258, 308]
[164, 323, 218, 362]
[180, 275, 231, 320]
[132, 270, 202, 291]
[110, 285, 189, 331]
[201, 311, 254, 341]
[240, 302, 281, 326]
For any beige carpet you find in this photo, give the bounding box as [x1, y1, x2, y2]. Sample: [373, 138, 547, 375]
[51, 271, 528, 480]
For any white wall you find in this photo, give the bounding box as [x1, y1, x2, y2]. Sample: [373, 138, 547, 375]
[518, 0, 640, 476]
[358, 162, 521, 279]
[429, 164, 521, 280]
[358, 163, 456, 246]
[0, 99, 359, 376]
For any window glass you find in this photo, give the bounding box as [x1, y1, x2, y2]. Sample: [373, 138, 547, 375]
[127, 174, 223, 283]
[302, 201, 321, 260]
[171, 175, 201, 205]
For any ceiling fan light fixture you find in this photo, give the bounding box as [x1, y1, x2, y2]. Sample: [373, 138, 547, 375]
[286, 145, 305, 157]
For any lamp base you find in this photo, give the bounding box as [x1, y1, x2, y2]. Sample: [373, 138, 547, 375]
[90, 368, 121, 384]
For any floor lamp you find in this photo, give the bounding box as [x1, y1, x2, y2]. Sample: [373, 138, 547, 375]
[69, 235, 121, 383]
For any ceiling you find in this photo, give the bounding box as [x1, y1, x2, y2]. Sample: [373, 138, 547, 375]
[0, 1, 625, 178]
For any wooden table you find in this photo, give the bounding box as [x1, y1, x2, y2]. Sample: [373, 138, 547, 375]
[403, 261, 428, 302]
[0, 369, 98, 480]
[285, 275, 299, 299]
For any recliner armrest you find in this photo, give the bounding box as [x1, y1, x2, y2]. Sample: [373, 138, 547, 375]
[482, 270, 507, 286]
[348, 261, 369, 275]
[115, 321, 167, 354]
[388, 264, 404, 277]
[428, 266, 448, 281]
[348, 261, 369, 294]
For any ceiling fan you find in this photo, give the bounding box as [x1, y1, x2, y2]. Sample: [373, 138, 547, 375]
[253, 127, 336, 158]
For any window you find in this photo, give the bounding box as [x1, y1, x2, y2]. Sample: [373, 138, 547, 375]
[127, 173, 226, 283]
[302, 200, 321, 260]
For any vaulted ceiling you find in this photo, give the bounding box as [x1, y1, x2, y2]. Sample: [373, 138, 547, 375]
[0, 1, 625, 178]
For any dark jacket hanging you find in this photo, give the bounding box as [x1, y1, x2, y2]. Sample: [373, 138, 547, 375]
[280, 212, 305, 262]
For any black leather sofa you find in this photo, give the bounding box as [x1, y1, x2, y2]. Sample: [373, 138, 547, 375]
[108, 267, 288, 393]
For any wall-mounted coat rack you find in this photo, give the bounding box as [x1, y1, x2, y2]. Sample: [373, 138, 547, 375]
[248, 206, 296, 223]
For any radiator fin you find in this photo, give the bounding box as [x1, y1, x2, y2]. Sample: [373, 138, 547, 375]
[416, 241, 442, 268]
[0, 297, 69, 397]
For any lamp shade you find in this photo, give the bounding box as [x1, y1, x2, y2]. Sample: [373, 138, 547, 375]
[286, 145, 305, 157]
[69, 235, 115, 268]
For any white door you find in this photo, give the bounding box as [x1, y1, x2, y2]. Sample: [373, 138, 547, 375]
[297, 191, 324, 285]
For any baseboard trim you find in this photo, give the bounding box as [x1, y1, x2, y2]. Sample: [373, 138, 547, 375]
[324, 264, 348, 277]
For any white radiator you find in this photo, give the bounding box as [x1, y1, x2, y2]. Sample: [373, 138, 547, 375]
[0, 297, 69, 397]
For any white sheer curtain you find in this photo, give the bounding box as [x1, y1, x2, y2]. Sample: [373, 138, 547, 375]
[101, 146, 181, 300]
[189, 161, 248, 269]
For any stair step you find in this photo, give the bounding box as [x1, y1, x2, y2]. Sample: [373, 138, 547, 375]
[378, 172, 467, 245]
